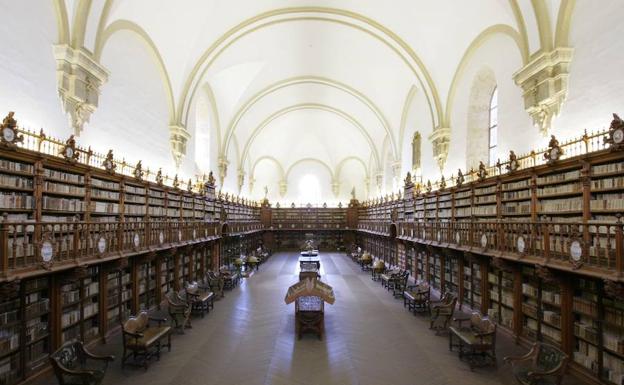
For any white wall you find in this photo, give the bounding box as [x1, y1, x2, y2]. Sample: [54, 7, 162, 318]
[0, 1, 70, 138]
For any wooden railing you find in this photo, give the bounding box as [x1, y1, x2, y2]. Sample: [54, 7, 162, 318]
[269, 221, 348, 230]
[357, 220, 624, 277]
[0, 218, 263, 276]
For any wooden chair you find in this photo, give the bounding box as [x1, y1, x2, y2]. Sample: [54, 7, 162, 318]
[504, 342, 568, 385]
[449, 311, 497, 370]
[49, 340, 114, 385]
[165, 291, 192, 333]
[184, 281, 215, 317]
[391, 271, 410, 298]
[429, 292, 457, 334]
[203, 271, 225, 298]
[403, 282, 430, 314]
[121, 312, 171, 370]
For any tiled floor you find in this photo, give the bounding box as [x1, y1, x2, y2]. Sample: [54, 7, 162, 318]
[38, 252, 587, 385]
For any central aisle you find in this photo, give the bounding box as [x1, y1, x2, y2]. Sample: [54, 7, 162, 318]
[90, 252, 524, 385]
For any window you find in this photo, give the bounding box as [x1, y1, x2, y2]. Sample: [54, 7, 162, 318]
[488, 87, 498, 166]
[298, 174, 321, 205]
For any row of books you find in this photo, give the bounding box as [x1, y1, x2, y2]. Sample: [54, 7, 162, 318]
[537, 170, 580, 185]
[91, 178, 119, 190]
[502, 179, 530, 190]
[0, 159, 33, 174]
[538, 197, 582, 212]
[0, 174, 33, 189]
[89, 201, 119, 214]
[590, 194, 624, 210]
[0, 193, 34, 209]
[537, 183, 581, 196]
[91, 188, 120, 200]
[43, 168, 83, 184]
[43, 181, 85, 195]
[42, 196, 86, 212]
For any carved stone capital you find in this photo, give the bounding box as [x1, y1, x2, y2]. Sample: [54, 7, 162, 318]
[428, 127, 450, 172]
[331, 180, 340, 197]
[169, 124, 191, 169]
[279, 180, 287, 197]
[218, 156, 229, 185]
[53, 45, 109, 135]
[237, 168, 245, 193]
[513, 47, 574, 136]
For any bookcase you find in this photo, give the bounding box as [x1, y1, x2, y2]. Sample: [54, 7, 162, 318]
[58, 266, 101, 344]
[23, 277, 51, 377]
[137, 260, 157, 311]
[42, 166, 86, 221]
[487, 266, 514, 329]
[88, 176, 121, 223]
[104, 265, 132, 335]
[122, 181, 147, 220]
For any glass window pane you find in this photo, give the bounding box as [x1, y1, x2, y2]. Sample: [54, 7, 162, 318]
[490, 88, 498, 109]
[489, 126, 497, 146]
[489, 148, 497, 166]
[490, 107, 498, 126]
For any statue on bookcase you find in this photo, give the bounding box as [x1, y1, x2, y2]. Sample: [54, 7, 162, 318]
[133, 160, 144, 180]
[439, 175, 446, 189]
[102, 149, 116, 174]
[338, 202, 343, 208]
[404, 172, 413, 188]
[477, 161, 488, 181]
[544, 134, 563, 163]
[456, 169, 464, 187]
[604, 113, 624, 150]
[155, 168, 164, 185]
[0, 111, 23, 148]
[207, 171, 216, 187]
[425, 180, 432, 193]
[60, 135, 80, 163]
[187, 179, 193, 192]
[506, 150, 519, 172]
[351, 186, 356, 200]
[173, 174, 180, 189]
[291, 202, 296, 208]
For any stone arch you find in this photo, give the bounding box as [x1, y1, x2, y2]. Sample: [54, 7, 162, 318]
[466, 67, 497, 170]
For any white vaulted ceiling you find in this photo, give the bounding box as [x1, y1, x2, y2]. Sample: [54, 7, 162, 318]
[7, 0, 591, 202]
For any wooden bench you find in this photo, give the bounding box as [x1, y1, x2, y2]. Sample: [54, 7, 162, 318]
[403, 282, 430, 314]
[49, 340, 114, 385]
[448, 311, 497, 370]
[184, 282, 215, 318]
[121, 312, 172, 370]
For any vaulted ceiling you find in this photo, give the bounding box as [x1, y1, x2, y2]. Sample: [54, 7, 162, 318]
[47, 0, 577, 200]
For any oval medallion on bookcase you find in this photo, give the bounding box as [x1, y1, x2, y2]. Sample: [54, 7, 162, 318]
[41, 241, 53, 263]
[569, 239, 583, 269]
[133, 233, 140, 248]
[437, 230, 441, 242]
[193, 228, 197, 240]
[178, 230, 182, 242]
[480, 233, 488, 248]
[516, 236, 526, 254]
[455, 232, 461, 244]
[97, 237, 107, 255]
[159, 231, 164, 244]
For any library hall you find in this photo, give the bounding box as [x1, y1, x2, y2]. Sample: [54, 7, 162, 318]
[1, 1, 624, 384]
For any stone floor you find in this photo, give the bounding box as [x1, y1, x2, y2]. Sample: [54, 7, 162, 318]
[37, 252, 588, 385]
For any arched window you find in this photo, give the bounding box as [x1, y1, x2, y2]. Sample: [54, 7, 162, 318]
[488, 87, 498, 166]
[298, 174, 321, 205]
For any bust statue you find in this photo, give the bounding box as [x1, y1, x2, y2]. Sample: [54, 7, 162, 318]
[207, 171, 215, 186]
[1, 112, 16, 129]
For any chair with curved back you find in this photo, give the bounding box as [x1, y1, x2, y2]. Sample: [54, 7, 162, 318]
[165, 290, 191, 333]
[430, 292, 458, 334]
[49, 340, 114, 384]
[504, 342, 568, 385]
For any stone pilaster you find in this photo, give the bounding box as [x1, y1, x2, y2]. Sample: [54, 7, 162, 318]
[428, 127, 450, 173]
[279, 180, 287, 197]
[513, 47, 574, 136]
[169, 124, 191, 169]
[53, 45, 109, 135]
